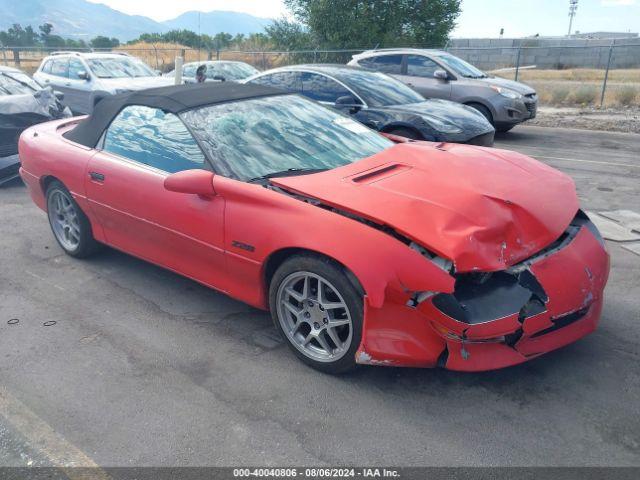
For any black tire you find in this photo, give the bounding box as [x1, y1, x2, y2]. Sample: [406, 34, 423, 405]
[269, 254, 363, 374]
[496, 124, 515, 133]
[46, 180, 101, 258]
[388, 127, 421, 140]
[467, 103, 494, 125]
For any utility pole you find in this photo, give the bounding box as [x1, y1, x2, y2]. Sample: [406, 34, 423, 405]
[567, 0, 578, 37]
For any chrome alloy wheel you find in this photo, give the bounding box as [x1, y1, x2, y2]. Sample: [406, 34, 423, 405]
[48, 189, 81, 251]
[276, 271, 353, 362]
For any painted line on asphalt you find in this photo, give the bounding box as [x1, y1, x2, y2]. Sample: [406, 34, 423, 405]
[0, 386, 111, 480]
[533, 155, 639, 169]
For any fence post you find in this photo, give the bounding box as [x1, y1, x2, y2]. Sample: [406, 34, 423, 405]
[600, 41, 614, 108]
[12, 48, 20, 68]
[262, 51, 267, 70]
[1, 46, 7, 66]
[152, 44, 159, 70]
[514, 44, 522, 81]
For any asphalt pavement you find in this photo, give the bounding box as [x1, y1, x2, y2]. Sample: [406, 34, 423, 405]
[0, 125, 639, 469]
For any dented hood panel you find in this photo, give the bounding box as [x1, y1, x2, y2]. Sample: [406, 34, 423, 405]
[272, 142, 578, 272]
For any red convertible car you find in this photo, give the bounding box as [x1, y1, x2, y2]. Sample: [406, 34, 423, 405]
[19, 83, 609, 373]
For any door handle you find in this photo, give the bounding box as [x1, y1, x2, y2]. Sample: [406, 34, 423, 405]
[65, 83, 71, 86]
[44, 79, 50, 83]
[89, 172, 105, 182]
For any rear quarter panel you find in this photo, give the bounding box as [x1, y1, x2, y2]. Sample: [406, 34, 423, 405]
[19, 117, 94, 213]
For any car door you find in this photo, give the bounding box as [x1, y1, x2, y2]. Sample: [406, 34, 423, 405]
[66, 58, 93, 114]
[84, 105, 227, 290]
[396, 55, 452, 99]
[42, 58, 71, 101]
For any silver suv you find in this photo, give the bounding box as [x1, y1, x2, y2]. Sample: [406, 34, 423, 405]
[33, 52, 173, 114]
[349, 49, 537, 132]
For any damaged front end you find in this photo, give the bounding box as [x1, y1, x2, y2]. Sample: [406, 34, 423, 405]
[406, 210, 609, 371]
[1, 86, 70, 185]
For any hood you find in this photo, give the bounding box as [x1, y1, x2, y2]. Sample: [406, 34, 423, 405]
[272, 143, 577, 272]
[98, 76, 174, 92]
[476, 76, 536, 95]
[383, 99, 494, 132]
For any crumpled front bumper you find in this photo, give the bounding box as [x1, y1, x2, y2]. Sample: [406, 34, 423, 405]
[356, 213, 610, 371]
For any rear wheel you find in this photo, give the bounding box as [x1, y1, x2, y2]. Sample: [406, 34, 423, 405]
[46, 181, 101, 258]
[269, 255, 363, 374]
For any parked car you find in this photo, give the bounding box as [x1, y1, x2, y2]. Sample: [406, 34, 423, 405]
[245, 64, 495, 146]
[1, 66, 70, 185]
[33, 51, 173, 114]
[19, 82, 609, 373]
[165, 61, 259, 83]
[348, 49, 538, 132]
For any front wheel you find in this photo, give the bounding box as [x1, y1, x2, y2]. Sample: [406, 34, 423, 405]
[46, 181, 101, 258]
[388, 127, 421, 140]
[269, 255, 363, 374]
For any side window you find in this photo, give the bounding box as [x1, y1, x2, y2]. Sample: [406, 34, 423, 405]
[41, 60, 52, 74]
[103, 106, 206, 174]
[182, 64, 196, 78]
[406, 55, 440, 77]
[358, 55, 403, 75]
[301, 72, 352, 103]
[250, 72, 302, 92]
[68, 59, 86, 79]
[50, 59, 69, 78]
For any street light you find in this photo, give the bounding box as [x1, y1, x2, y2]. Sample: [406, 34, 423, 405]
[568, 0, 579, 37]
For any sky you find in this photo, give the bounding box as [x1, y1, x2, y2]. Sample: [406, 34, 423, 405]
[88, 0, 640, 37]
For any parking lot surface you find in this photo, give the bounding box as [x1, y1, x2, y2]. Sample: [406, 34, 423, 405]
[1, 126, 639, 468]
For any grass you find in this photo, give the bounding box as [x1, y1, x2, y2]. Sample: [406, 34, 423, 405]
[496, 68, 640, 107]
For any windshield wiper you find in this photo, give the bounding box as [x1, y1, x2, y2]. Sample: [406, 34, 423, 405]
[248, 168, 327, 183]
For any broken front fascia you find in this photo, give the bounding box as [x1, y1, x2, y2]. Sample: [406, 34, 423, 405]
[415, 210, 609, 370]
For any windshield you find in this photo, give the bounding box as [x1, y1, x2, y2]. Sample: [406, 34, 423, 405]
[0, 73, 38, 95]
[436, 54, 487, 78]
[205, 62, 259, 81]
[339, 70, 425, 107]
[86, 57, 156, 79]
[181, 94, 392, 181]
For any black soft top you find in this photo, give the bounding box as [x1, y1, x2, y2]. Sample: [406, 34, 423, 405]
[64, 82, 286, 148]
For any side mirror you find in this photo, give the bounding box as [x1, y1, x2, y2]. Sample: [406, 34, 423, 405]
[434, 70, 449, 80]
[77, 70, 90, 81]
[54, 90, 65, 102]
[335, 95, 362, 112]
[164, 169, 216, 198]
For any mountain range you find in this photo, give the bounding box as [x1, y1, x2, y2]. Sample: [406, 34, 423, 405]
[0, 0, 273, 41]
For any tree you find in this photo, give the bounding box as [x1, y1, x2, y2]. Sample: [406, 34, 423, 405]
[265, 18, 312, 49]
[0, 23, 40, 46]
[90, 36, 120, 49]
[284, 0, 461, 48]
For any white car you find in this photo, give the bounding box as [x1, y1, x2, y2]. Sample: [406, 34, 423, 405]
[33, 52, 173, 114]
[165, 61, 259, 84]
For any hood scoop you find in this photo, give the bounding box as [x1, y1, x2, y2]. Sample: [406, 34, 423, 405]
[348, 163, 411, 184]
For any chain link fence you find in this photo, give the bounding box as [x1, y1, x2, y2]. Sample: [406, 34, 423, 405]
[2, 42, 639, 107]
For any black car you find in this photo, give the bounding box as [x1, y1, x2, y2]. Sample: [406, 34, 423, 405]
[0, 66, 70, 185]
[245, 64, 495, 146]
